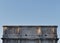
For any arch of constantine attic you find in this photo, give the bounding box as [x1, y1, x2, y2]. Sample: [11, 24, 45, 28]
[1, 25, 59, 43]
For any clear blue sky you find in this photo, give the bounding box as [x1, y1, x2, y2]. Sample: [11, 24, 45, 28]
[0, 0, 60, 43]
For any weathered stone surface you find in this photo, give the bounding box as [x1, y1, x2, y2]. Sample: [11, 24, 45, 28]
[2, 25, 58, 43]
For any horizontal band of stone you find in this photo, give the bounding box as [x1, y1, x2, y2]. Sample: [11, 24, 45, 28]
[1, 38, 59, 40]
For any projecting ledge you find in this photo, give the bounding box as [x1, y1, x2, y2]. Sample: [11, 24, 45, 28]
[1, 38, 59, 40]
